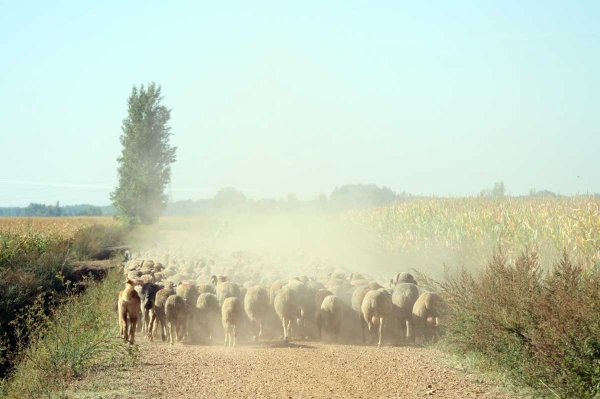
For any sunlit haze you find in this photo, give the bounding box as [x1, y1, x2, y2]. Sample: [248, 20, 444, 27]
[1, 1, 599, 206]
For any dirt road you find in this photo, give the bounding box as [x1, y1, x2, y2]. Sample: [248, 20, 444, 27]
[72, 339, 518, 399]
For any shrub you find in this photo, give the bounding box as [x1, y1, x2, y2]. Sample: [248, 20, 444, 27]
[437, 249, 600, 398]
[1, 269, 137, 398]
[70, 224, 131, 260]
[0, 222, 131, 378]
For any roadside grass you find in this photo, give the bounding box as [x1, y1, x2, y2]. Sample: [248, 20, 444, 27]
[428, 249, 600, 398]
[436, 346, 540, 398]
[0, 221, 133, 382]
[1, 268, 138, 399]
[70, 224, 132, 260]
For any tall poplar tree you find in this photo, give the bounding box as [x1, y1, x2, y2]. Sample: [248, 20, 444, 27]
[111, 82, 177, 224]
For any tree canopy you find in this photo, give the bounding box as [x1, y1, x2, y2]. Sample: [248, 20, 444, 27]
[111, 83, 177, 224]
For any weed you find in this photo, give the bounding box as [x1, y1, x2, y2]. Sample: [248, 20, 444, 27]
[1, 270, 136, 399]
[437, 249, 600, 398]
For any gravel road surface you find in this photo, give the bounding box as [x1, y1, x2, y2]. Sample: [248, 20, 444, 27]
[77, 339, 518, 399]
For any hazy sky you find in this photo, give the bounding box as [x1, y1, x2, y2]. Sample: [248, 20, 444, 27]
[1, 1, 599, 206]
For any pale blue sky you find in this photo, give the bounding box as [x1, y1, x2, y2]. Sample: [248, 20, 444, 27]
[1, 1, 598, 206]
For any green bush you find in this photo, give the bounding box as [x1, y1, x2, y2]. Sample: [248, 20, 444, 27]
[70, 224, 131, 260]
[2, 269, 137, 398]
[0, 224, 131, 378]
[437, 249, 600, 398]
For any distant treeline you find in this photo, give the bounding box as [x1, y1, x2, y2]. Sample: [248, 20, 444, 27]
[0, 184, 405, 218]
[0, 184, 586, 218]
[164, 184, 410, 216]
[0, 202, 116, 217]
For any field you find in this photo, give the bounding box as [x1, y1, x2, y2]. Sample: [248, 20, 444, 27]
[0, 216, 118, 238]
[348, 195, 600, 271]
[3, 197, 600, 398]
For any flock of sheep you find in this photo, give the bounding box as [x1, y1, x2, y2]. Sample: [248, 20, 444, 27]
[116, 249, 445, 348]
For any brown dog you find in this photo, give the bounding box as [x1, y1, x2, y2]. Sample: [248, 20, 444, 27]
[118, 278, 141, 344]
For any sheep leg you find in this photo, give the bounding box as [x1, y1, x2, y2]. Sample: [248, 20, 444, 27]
[179, 319, 187, 342]
[281, 318, 288, 342]
[366, 320, 373, 345]
[143, 308, 150, 334]
[407, 317, 415, 343]
[317, 318, 322, 340]
[299, 312, 306, 340]
[232, 324, 236, 348]
[185, 312, 195, 343]
[162, 317, 168, 342]
[378, 317, 384, 348]
[136, 311, 143, 333]
[258, 321, 263, 339]
[287, 318, 293, 342]
[147, 311, 156, 341]
[169, 322, 175, 346]
[250, 320, 257, 341]
[398, 317, 408, 342]
[360, 313, 366, 343]
[196, 318, 205, 344]
[224, 325, 230, 347]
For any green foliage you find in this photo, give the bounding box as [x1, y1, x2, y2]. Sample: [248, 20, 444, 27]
[161, 184, 407, 216]
[480, 181, 506, 200]
[163, 188, 326, 216]
[437, 250, 600, 398]
[0, 232, 71, 335]
[0, 224, 130, 378]
[0, 203, 103, 217]
[212, 187, 247, 208]
[70, 224, 131, 261]
[2, 270, 137, 398]
[329, 184, 406, 210]
[528, 189, 561, 198]
[111, 82, 177, 225]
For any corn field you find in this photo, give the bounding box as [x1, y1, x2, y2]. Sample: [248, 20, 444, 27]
[346, 196, 600, 269]
[0, 217, 117, 239]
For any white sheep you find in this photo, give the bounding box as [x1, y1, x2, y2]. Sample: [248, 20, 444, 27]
[361, 288, 392, 347]
[244, 286, 269, 341]
[274, 286, 298, 343]
[320, 295, 343, 342]
[222, 297, 241, 347]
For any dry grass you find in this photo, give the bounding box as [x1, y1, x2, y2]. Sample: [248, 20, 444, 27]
[2, 270, 137, 399]
[428, 250, 600, 398]
[0, 217, 118, 239]
[0, 216, 130, 385]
